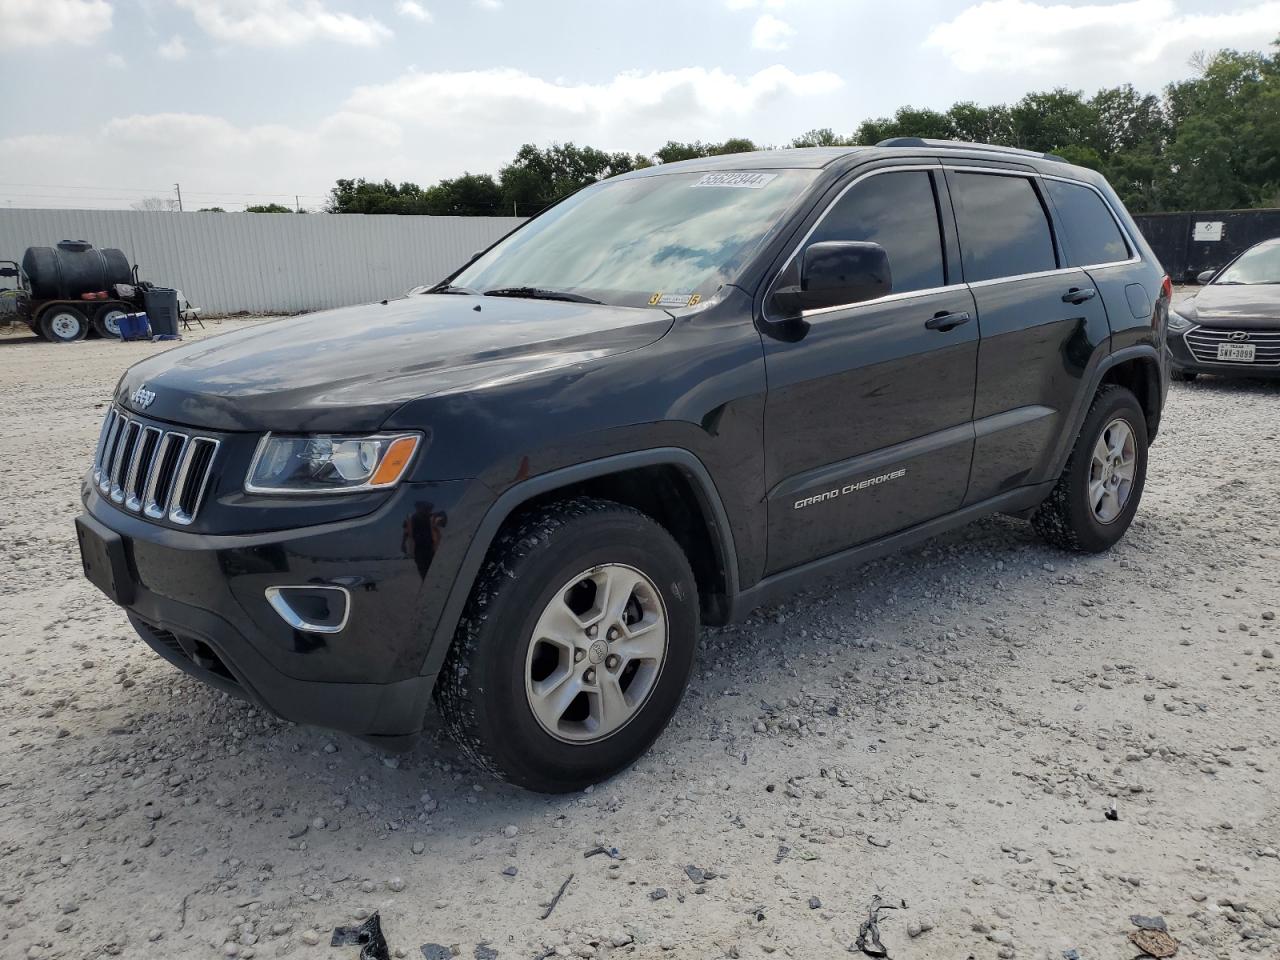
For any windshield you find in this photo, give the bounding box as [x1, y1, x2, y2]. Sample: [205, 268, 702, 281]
[450, 169, 818, 308]
[1216, 243, 1280, 284]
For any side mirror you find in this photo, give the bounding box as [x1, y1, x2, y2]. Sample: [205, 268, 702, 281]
[1196, 269, 1216, 285]
[773, 241, 892, 315]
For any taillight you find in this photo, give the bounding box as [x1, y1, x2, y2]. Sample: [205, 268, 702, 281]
[1160, 275, 1172, 302]
[1156, 275, 1173, 329]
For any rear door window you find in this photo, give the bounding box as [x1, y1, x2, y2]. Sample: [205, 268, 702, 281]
[1045, 179, 1131, 266]
[809, 170, 946, 295]
[950, 172, 1057, 282]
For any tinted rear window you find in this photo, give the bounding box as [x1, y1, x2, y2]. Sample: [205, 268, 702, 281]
[810, 170, 946, 294]
[1046, 179, 1130, 266]
[951, 173, 1057, 282]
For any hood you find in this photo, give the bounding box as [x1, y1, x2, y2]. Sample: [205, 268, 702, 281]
[116, 295, 674, 432]
[1182, 284, 1280, 329]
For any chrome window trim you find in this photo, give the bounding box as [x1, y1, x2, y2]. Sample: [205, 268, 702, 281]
[769, 162, 1149, 321]
[801, 283, 970, 318]
[265, 585, 352, 634]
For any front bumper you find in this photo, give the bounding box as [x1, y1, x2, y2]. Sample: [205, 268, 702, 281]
[1167, 326, 1280, 379]
[78, 476, 484, 744]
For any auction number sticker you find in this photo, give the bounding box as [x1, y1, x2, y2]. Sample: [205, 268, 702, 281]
[692, 172, 778, 189]
[649, 292, 702, 307]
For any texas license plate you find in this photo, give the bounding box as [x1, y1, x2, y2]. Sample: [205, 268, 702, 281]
[1217, 343, 1256, 362]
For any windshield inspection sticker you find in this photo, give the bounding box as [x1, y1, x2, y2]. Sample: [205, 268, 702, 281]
[650, 292, 702, 308]
[692, 172, 778, 189]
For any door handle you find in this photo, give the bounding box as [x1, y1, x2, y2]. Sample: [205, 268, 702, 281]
[925, 310, 971, 332]
[1062, 287, 1097, 304]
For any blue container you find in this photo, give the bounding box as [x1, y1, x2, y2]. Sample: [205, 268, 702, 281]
[118, 312, 150, 341]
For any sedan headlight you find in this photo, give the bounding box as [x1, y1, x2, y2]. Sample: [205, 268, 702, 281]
[1167, 309, 1193, 332]
[246, 433, 421, 494]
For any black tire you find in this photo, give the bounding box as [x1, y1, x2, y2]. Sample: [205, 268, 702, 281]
[39, 306, 89, 343]
[1031, 384, 1148, 553]
[436, 497, 699, 793]
[93, 304, 127, 339]
[1170, 367, 1198, 382]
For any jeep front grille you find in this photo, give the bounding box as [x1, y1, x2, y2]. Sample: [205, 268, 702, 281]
[1184, 327, 1280, 366]
[92, 407, 220, 525]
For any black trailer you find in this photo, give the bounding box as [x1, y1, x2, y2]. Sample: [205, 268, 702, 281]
[0, 240, 147, 342]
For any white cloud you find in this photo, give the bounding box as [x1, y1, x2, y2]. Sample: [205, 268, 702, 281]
[397, 0, 431, 22]
[473, 0, 502, 8]
[726, 0, 787, 8]
[751, 14, 794, 50]
[926, 0, 1280, 76]
[174, 0, 391, 47]
[344, 64, 841, 130]
[106, 52, 127, 68]
[158, 34, 189, 60]
[0, 0, 112, 46]
[0, 62, 844, 211]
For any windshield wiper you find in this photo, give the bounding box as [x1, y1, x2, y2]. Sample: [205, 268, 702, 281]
[484, 286, 603, 304]
[432, 283, 483, 295]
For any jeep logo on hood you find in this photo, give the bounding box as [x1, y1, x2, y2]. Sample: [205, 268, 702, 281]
[130, 384, 156, 409]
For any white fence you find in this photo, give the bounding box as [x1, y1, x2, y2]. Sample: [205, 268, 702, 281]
[0, 209, 525, 314]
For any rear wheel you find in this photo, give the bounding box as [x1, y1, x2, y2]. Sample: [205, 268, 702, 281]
[40, 306, 89, 343]
[436, 497, 699, 793]
[1032, 384, 1148, 552]
[93, 304, 127, 339]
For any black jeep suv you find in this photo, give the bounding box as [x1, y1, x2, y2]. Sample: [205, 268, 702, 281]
[77, 140, 1169, 792]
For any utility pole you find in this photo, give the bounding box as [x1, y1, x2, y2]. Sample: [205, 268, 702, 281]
[295, 195, 301, 213]
[174, 183, 183, 212]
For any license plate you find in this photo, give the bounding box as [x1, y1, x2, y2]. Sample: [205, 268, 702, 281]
[1217, 343, 1256, 362]
[75, 515, 135, 606]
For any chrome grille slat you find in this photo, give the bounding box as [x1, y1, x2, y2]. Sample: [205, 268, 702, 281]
[92, 409, 117, 484]
[98, 414, 125, 493]
[125, 427, 163, 511]
[91, 404, 221, 525]
[1183, 326, 1280, 366]
[109, 421, 140, 503]
[143, 432, 185, 519]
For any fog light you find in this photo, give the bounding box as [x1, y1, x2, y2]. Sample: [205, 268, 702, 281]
[265, 585, 350, 634]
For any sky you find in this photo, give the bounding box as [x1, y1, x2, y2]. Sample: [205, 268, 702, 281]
[1, 0, 1277, 212]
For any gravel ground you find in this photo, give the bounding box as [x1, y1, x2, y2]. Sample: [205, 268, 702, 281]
[1, 315, 1278, 960]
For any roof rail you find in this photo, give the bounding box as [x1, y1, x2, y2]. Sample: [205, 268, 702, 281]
[875, 137, 1068, 164]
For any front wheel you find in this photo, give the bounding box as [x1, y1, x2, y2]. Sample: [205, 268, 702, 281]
[436, 498, 699, 793]
[40, 306, 89, 343]
[1032, 384, 1148, 552]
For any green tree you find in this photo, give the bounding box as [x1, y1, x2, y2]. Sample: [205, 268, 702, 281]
[790, 128, 856, 147]
[497, 143, 647, 215]
[653, 138, 758, 163]
[244, 202, 293, 213]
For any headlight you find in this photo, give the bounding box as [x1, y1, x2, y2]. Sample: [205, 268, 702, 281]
[246, 433, 421, 494]
[1167, 309, 1193, 331]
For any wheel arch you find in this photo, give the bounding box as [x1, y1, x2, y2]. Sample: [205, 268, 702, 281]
[421, 448, 739, 680]
[1096, 347, 1163, 442]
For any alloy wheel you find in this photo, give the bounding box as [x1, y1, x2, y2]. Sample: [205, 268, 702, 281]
[1089, 417, 1136, 523]
[524, 563, 668, 743]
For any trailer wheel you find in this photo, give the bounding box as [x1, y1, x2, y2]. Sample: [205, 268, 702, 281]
[93, 304, 127, 339]
[40, 306, 89, 343]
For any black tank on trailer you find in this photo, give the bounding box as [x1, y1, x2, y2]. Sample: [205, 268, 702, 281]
[21, 241, 133, 300]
